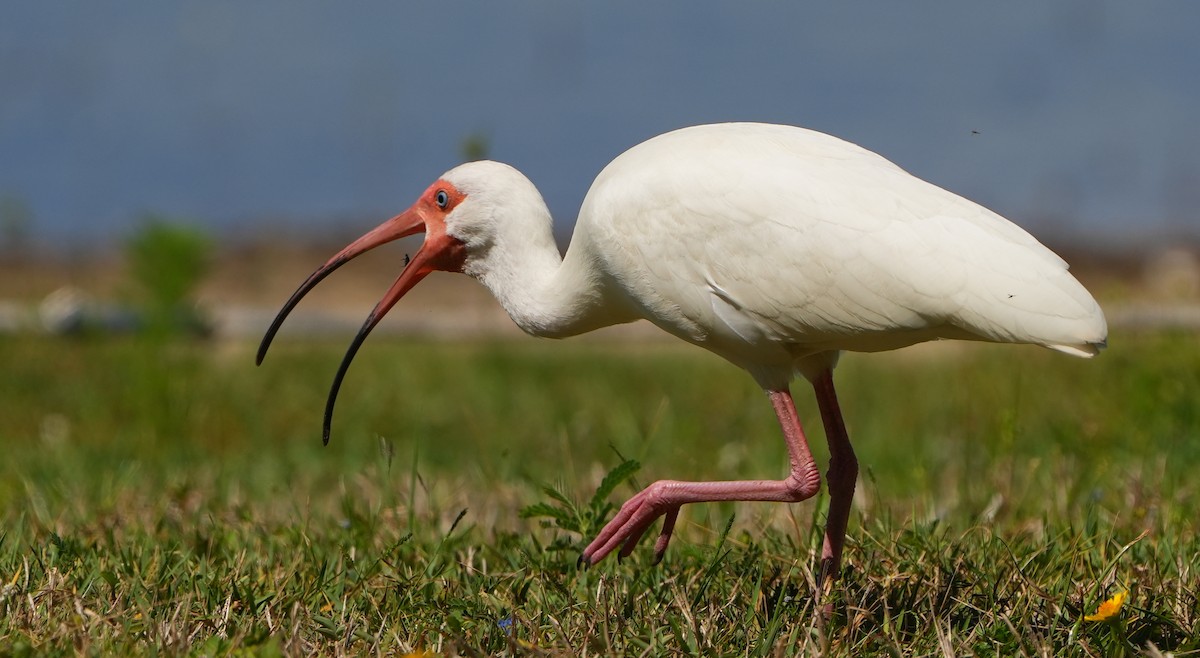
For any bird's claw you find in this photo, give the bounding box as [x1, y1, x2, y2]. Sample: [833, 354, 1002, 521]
[580, 483, 682, 565]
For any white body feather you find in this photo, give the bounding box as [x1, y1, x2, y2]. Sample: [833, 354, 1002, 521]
[445, 123, 1107, 389]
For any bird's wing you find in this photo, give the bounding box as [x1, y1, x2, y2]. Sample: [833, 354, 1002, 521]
[585, 124, 1106, 357]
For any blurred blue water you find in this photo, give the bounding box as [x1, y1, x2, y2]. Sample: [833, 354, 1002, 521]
[1, 2, 1197, 247]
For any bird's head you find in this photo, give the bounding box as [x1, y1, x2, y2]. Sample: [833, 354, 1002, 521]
[256, 160, 547, 444]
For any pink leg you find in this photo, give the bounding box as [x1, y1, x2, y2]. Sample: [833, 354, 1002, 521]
[580, 388, 822, 565]
[812, 368, 857, 586]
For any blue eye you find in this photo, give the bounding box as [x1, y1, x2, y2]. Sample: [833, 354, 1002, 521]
[435, 190, 449, 208]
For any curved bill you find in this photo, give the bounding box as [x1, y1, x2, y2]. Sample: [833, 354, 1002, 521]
[319, 227, 464, 443]
[257, 203, 467, 445]
[256, 209, 427, 366]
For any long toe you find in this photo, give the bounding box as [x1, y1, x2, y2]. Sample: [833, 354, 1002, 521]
[651, 508, 680, 564]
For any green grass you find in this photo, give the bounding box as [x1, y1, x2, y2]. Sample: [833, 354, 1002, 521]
[0, 330, 1197, 656]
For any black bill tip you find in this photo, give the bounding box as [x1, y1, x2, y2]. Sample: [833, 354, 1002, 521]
[257, 256, 349, 366]
[321, 307, 385, 446]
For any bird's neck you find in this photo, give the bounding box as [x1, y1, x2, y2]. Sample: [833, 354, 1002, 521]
[463, 210, 633, 339]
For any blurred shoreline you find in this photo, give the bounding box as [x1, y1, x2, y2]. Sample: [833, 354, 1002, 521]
[2, 238, 1198, 340]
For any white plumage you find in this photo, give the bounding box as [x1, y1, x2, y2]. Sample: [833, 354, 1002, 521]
[560, 124, 1105, 383]
[260, 122, 1106, 585]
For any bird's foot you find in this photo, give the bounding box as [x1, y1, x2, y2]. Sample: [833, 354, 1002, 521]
[814, 557, 843, 621]
[580, 481, 683, 566]
[817, 556, 840, 590]
[578, 474, 819, 566]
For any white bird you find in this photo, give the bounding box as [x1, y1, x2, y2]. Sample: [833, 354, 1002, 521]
[258, 123, 1106, 583]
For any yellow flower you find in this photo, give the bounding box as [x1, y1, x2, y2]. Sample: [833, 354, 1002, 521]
[1085, 591, 1128, 622]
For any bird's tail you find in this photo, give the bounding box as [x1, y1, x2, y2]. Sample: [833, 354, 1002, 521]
[1045, 339, 1107, 359]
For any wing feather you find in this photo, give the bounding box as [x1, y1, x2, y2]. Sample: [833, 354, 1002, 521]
[580, 123, 1107, 363]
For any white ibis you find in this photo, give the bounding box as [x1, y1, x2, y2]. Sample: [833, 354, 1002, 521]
[257, 123, 1106, 583]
